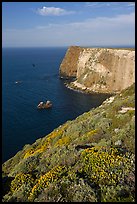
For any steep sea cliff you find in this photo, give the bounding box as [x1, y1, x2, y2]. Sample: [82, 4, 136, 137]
[60, 46, 135, 93]
[2, 47, 135, 202]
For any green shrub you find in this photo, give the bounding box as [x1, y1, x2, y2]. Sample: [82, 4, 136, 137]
[78, 146, 134, 201]
[28, 165, 67, 201]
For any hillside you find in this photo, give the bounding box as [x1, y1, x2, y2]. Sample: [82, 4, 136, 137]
[2, 83, 135, 202]
[60, 46, 135, 93]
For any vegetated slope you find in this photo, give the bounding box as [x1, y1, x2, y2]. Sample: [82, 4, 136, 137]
[2, 83, 135, 202]
[60, 46, 135, 93]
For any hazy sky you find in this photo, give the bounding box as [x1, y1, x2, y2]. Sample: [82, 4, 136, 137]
[2, 2, 135, 47]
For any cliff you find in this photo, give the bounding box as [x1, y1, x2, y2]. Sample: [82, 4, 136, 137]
[59, 46, 82, 78]
[2, 83, 135, 202]
[59, 46, 135, 93]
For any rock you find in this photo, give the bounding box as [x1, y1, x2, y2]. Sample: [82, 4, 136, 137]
[118, 107, 135, 114]
[59, 46, 82, 78]
[59, 46, 135, 93]
[114, 128, 119, 133]
[75, 144, 94, 151]
[114, 140, 122, 146]
[37, 101, 52, 109]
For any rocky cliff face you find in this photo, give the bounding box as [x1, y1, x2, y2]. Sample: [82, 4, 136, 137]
[59, 46, 83, 78]
[59, 46, 135, 93]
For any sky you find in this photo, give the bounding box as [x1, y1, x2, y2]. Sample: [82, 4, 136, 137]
[2, 2, 135, 47]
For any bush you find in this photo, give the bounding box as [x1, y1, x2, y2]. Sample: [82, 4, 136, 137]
[78, 146, 134, 201]
[28, 165, 67, 201]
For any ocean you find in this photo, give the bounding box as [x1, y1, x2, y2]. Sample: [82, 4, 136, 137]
[2, 47, 110, 162]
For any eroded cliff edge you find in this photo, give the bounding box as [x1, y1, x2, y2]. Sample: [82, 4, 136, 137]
[59, 46, 135, 93]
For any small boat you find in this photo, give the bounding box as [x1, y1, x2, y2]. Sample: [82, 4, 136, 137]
[32, 64, 35, 67]
[37, 100, 52, 109]
[15, 81, 22, 84]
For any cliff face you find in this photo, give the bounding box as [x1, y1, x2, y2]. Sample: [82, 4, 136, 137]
[59, 46, 135, 93]
[59, 46, 83, 78]
[2, 83, 135, 202]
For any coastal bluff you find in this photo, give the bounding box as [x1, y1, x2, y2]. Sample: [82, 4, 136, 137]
[59, 46, 135, 93]
[2, 46, 135, 202]
[2, 83, 135, 202]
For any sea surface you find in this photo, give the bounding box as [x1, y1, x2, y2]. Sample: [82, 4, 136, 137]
[2, 47, 111, 163]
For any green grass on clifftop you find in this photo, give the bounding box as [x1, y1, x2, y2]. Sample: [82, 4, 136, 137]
[2, 83, 135, 202]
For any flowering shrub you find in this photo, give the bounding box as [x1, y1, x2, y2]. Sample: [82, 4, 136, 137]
[23, 147, 46, 159]
[79, 146, 132, 186]
[54, 136, 70, 147]
[86, 129, 97, 136]
[23, 124, 68, 159]
[28, 165, 66, 201]
[77, 146, 135, 201]
[10, 173, 34, 193]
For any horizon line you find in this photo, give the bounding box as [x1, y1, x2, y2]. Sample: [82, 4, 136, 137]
[2, 45, 135, 49]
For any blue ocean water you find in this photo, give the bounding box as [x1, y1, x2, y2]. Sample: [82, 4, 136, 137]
[2, 47, 110, 162]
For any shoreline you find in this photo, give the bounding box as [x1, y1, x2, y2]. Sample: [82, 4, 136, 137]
[64, 80, 117, 95]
